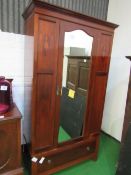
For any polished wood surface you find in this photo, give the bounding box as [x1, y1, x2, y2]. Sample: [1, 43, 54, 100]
[0, 104, 23, 175]
[1, 168, 23, 175]
[35, 74, 55, 150]
[33, 15, 59, 152]
[23, 1, 118, 174]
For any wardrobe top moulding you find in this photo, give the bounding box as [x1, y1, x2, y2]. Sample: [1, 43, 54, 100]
[23, 0, 118, 33]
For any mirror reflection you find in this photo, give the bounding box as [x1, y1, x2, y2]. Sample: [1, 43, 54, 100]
[58, 30, 93, 143]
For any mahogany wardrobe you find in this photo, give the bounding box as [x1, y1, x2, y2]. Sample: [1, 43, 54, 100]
[23, 1, 118, 174]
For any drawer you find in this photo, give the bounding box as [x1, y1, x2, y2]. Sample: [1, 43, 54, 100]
[36, 141, 96, 174]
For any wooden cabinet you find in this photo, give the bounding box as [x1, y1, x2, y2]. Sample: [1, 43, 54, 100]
[0, 104, 23, 175]
[66, 56, 91, 95]
[23, 1, 118, 174]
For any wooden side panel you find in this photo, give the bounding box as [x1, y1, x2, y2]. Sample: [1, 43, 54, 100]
[35, 74, 54, 149]
[24, 13, 34, 36]
[37, 17, 58, 73]
[96, 33, 113, 72]
[88, 74, 108, 133]
[85, 33, 114, 135]
[33, 16, 59, 151]
[0, 119, 21, 174]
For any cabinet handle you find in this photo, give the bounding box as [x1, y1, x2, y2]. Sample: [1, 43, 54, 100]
[48, 159, 52, 164]
[102, 46, 106, 57]
[56, 86, 61, 96]
[86, 146, 90, 151]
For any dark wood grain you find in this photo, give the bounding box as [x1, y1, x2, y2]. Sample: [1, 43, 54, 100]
[0, 104, 23, 175]
[37, 16, 59, 73]
[34, 74, 54, 150]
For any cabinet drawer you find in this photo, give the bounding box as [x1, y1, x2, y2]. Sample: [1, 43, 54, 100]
[37, 141, 96, 174]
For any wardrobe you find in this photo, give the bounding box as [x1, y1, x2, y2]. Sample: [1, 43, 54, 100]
[23, 1, 118, 174]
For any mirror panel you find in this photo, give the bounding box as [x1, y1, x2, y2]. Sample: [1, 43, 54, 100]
[58, 30, 93, 143]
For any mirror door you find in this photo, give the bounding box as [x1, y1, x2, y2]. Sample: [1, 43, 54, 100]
[58, 30, 93, 143]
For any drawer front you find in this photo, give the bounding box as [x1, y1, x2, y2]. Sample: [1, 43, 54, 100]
[33, 141, 96, 174]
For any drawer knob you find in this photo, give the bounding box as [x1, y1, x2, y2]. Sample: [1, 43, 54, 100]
[86, 146, 90, 151]
[48, 159, 52, 164]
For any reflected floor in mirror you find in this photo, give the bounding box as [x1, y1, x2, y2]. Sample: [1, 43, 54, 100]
[58, 126, 71, 143]
[23, 133, 120, 175]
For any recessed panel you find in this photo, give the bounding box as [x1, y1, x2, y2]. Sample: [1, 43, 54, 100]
[37, 18, 58, 73]
[35, 74, 55, 150]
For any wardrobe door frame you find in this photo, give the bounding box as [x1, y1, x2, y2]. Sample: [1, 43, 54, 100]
[31, 14, 60, 153]
[53, 20, 100, 147]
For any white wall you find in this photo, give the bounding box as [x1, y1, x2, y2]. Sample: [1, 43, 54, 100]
[62, 30, 93, 86]
[0, 30, 32, 144]
[102, 0, 131, 141]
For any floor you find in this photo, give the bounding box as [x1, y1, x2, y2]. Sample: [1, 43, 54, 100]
[23, 133, 120, 175]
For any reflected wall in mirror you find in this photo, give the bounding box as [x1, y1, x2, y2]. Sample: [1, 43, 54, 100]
[58, 30, 93, 143]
